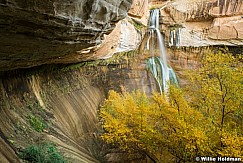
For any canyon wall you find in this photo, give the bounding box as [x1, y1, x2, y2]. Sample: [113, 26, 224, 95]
[158, 0, 243, 47]
[0, 0, 242, 162]
[0, 52, 157, 162]
[0, 0, 155, 162]
[146, 0, 243, 83]
[0, 0, 133, 71]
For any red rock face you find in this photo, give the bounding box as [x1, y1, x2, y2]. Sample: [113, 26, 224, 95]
[156, 0, 243, 47]
[208, 0, 243, 17]
[0, 0, 133, 71]
[208, 16, 243, 40]
[148, 0, 243, 86]
[129, 0, 149, 18]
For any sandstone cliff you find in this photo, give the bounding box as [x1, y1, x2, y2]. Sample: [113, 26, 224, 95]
[78, 0, 149, 63]
[0, 52, 157, 162]
[0, 0, 156, 162]
[0, 0, 242, 162]
[0, 0, 133, 71]
[144, 0, 243, 83]
[156, 0, 243, 47]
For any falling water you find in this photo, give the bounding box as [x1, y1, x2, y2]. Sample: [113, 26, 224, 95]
[146, 9, 178, 94]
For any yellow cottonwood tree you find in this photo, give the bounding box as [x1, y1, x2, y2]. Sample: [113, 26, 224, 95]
[100, 51, 243, 162]
[187, 52, 243, 128]
[186, 51, 243, 158]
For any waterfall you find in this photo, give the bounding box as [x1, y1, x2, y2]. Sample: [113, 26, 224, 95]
[146, 9, 178, 94]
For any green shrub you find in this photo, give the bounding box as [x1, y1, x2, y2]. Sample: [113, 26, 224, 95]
[129, 20, 143, 31]
[28, 115, 47, 132]
[19, 143, 66, 163]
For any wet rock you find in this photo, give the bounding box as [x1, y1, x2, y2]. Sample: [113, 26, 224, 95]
[0, 51, 157, 162]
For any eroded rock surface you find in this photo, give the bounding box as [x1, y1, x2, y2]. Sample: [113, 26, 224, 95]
[0, 0, 133, 71]
[80, 19, 142, 60]
[208, 16, 243, 40]
[77, 0, 149, 61]
[129, 0, 149, 25]
[0, 51, 157, 162]
[156, 0, 243, 47]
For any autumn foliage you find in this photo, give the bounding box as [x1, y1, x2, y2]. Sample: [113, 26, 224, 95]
[99, 52, 243, 162]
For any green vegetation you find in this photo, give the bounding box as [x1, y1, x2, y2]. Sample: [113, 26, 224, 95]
[169, 24, 183, 30]
[28, 115, 47, 132]
[100, 52, 243, 162]
[130, 20, 144, 31]
[19, 142, 66, 163]
[20, 50, 138, 76]
[25, 101, 44, 112]
[150, 5, 164, 10]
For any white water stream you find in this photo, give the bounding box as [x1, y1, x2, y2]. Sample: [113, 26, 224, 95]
[146, 9, 178, 94]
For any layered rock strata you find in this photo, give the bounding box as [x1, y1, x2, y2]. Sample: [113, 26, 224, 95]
[0, 0, 133, 71]
[156, 0, 243, 47]
[78, 0, 149, 63]
[0, 52, 157, 162]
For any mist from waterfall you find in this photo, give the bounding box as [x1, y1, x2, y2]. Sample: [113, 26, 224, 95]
[146, 9, 178, 94]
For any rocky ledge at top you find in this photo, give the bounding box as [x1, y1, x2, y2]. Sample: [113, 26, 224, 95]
[159, 0, 243, 47]
[0, 0, 133, 71]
